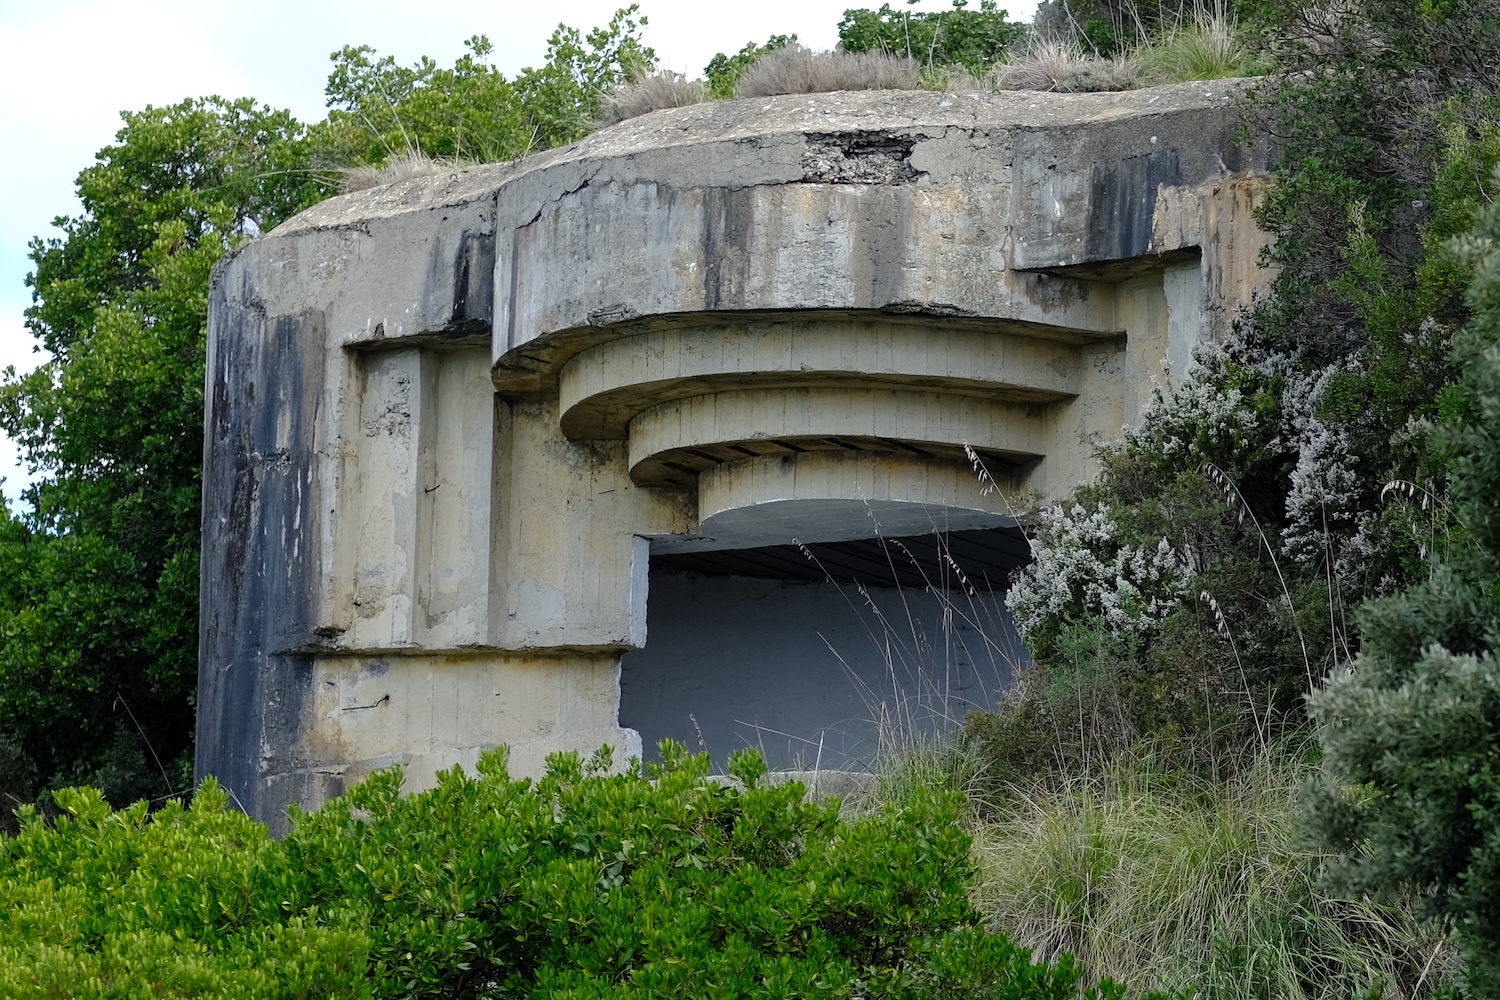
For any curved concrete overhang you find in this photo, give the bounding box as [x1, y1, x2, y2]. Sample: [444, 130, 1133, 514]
[685, 450, 1017, 552]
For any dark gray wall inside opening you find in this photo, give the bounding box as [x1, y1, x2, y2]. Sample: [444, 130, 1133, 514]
[619, 529, 1030, 770]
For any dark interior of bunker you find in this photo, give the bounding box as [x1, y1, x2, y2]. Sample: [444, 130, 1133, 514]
[619, 526, 1031, 770]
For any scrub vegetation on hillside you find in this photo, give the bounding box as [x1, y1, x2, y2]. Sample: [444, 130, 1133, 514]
[6, 0, 1500, 995]
[0, 745, 1126, 999]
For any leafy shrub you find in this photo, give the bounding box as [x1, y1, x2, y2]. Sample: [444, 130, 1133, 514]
[1306, 167, 1500, 997]
[0, 743, 1119, 999]
[977, 344, 1341, 785]
[837, 1, 1026, 75]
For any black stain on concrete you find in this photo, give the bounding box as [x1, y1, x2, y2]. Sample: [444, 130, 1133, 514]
[197, 262, 328, 829]
[1085, 149, 1182, 264]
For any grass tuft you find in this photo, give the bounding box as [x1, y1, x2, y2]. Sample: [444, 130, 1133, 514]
[734, 45, 923, 98]
[967, 741, 1460, 998]
[1136, 18, 1267, 83]
[339, 151, 462, 194]
[994, 36, 1140, 93]
[600, 71, 708, 124]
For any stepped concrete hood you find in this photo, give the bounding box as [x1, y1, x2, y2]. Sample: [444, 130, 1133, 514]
[200, 82, 1271, 829]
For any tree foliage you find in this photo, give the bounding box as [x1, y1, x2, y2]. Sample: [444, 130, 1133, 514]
[0, 745, 1120, 999]
[321, 6, 656, 167]
[1, 98, 330, 811]
[837, 1, 1026, 74]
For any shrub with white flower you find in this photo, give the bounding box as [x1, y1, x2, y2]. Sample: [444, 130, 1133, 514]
[1278, 359, 1375, 578]
[1007, 501, 1192, 649]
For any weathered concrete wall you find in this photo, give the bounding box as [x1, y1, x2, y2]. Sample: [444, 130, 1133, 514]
[201, 82, 1272, 827]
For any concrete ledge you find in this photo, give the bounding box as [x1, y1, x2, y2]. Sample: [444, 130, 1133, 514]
[696, 450, 1014, 549]
[626, 387, 1046, 487]
[557, 318, 1080, 440]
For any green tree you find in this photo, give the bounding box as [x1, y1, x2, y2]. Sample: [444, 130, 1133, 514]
[1, 97, 330, 808]
[837, 0, 1025, 74]
[319, 35, 531, 165]
[320, 7, 654, 169]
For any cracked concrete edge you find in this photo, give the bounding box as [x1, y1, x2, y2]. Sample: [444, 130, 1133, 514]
[269, 81, 1260, 237]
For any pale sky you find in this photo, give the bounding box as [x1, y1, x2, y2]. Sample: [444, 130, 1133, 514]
[0, 0, 1039, 506]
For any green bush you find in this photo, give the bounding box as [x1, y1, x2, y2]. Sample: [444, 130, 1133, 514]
[0, 743, 1117, 999]
[1305, 165, 1500, 997]
[837, 1, 1026, 75]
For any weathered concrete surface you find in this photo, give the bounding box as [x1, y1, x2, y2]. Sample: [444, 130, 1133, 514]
[200, 82, 1272, 827]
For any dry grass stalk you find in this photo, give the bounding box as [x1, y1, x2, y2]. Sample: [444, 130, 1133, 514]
[600, 72, 708, 124]
[734, 45, 923, 98]
[340, 151, 461, 194]
[994, 36, 1140, 93]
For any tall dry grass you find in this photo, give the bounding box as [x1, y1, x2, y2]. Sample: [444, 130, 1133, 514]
[734, 45, 923, 98]
[993, 36, 1140, 93]
[600, 72, 708, 124]
[997, 6, 1263, 93]
[966, 742, 1460, 999]
[339, 151, 463, 194]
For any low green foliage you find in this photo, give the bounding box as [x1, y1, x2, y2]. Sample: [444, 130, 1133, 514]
[0, 743, 1117, 999]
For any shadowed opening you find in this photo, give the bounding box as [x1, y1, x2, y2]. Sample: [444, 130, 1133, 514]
[619, 527, 1031, 770]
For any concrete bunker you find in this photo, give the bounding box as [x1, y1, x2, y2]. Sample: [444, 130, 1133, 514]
[198, 83, 1271, 829]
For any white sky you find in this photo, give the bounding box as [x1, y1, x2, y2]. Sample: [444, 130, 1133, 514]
[0, 0, 1039, 507]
